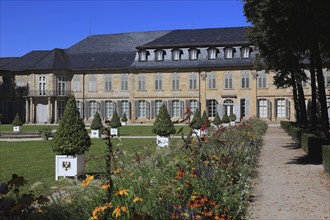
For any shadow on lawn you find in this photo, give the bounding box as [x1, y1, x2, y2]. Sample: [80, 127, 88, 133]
[281, 143, 301, 150]
[286, 154, 322, 165]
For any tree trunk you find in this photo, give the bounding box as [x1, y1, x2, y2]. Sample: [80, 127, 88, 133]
[309, 52, 317, 128]
[297, 78, 307, 127]
[291, 73, 301, 124]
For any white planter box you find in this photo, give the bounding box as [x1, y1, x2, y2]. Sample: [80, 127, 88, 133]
[192, 129, 201, 137]
[222, 123, 229, 127]
[201, 129, 208, 136]
[121, 121, 127, 126]
[230, 121, 236, 126]
[111, 128, 118, 137]
[13, 126, 21, 132]
[91, 129, 99, 138]
[55, 154, 85, 181]
[156, 135, 169, 147]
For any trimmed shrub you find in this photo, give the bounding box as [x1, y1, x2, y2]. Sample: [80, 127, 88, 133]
[229, 113, 236, 121]
[280, 121, 294, 133]
[301, 132, 324, 160]
[121, 113, 128, 122]
[190, 109, 202, 129]
[322, 145, 330, 176]
[289, 126, 303, 146]
[109, 111, 121, 128]
[201, 110, 211, 128]
[213, 112, 221, 126]
[152, 104, 176, 136]
[90, 112, 103, 130]
[52, 97, 91, 155]
[222, 113, 230, 124]
[12, 113, 23, 126]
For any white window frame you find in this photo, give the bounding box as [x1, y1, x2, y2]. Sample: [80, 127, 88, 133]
[155, 50, 164, 61]
[189, 73, 198, 90]
[138, 50, 148, 62]
[16, 76, 24, 87]
[155, 73, 163, 90]
[73, 75, 81, 92]
[57, 76, 66, 96]
[258, 99, 269, 118]
[224, 73, 233, 89]
[120, 74, 128, 91]
[224, 99, 234, 116]
[241, 47, 250, 58]
[208, 72, 216, 89]
[172, 73, 180, 90]
[155, 100, 163, 116]
[189, 100, 198, 113]
[324, 71, 330, 87]
[104, 75, 112, 91]
[208, 48, 217, 60]
[172, 100, 181, 118]
[88, 75, 97, 92]
[224, 48, 234, 59]
[207, 99, 218, 117]
[38, 75, 46, 95]
[105, 100, 114, 118]
[138, 100, 147, 118]
[189, 48, 198, 60]
[58, 101, 66, 119]
[121, 100, 130, 117]
[276, 99, 286, 118]
[241, 72, 250, 88]
[138, 74, 146, 91]
[172, 49, 181, 61]
[90, 100, 97, 118]
[258, 71, 267, 88]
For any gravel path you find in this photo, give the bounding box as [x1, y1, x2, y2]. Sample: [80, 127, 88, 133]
[251, 125, 330, 220]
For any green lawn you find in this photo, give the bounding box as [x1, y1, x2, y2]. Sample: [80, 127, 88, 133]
[0, 138, 155, 195]
[0, 124, 190, 136]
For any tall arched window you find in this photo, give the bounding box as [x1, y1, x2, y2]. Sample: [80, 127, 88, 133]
[224, 99, 234, 115]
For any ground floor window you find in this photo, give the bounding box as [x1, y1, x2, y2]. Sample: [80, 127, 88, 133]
[76, 101, 83, 118]
[207, 99, 218, 117]
[276, 99, 286, 117]
[258, 99, 268, 118]
[121, 100, 130, 118]
[172, 100, 180, 117]
[138, 100, 147, 118]
[105, 100, 114, 118]
[155, 100, 163, 116]
[224, 99, 234, 116]
[189, 100, 199, 113]
[58, 101, 66, 119]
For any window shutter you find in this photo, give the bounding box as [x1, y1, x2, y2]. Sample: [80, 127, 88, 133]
[234, 103, 240, 122]
[151, 100, 155, 118]
[128, 101, 131, 119]
[100, 101, 105, 118]
[185, 100, 190, 112]
[85, 101, 90, 118]
[180, 101, 184, 118]
[168, 100, 173, 117]
[286, 99, 290, 119]
[118, 100, 122, 117]
[216, 104, 223, 118]
[113, 101, 117, 115]
[146, 101, 150, 119]
[274, 98, 278, 118]
[256, 100, 260, 118]
[245, 98, 250, 118]
[135, 100, 139, 119]
[267, 100, 272, 120]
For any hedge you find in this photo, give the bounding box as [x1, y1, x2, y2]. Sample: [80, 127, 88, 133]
[280, 121, 295, 133]
[301, 132, 324, 160]
[322, 145, 330, 176]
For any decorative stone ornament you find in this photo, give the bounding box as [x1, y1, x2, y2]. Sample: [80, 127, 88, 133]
[91, 129, 100, 138]
[13, 126, 21, 133]
[111, 128, 119, 137]
[121, 121, 127, 126]
[55, 154, 84, 181]
[192, 129, 201, 137]
[157, 135, 169, 147]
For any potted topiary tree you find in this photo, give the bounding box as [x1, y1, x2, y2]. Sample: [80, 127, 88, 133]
[222, 113, 230, 127]
[38, 126, 52, 140]
[201, 110, 210, 136]
[109, 111, 121, 137]
[229, 113, 237, 126]
[90, 112, 103, 138]
[12, 113, 23, 132]
[121, 113, 128, 126]
[190, 109, 202, 137]
[152, 104, 176, 147]
[52, 97, 91, 181]
[212, 112, 221, 128]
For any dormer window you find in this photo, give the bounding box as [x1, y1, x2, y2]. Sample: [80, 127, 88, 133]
[207, 48, 218, 60]
[138, 50, 149, 62]
[224, 48, 234, 59]
[241, 47, 251, 58]
[155, 49, 165, 61]
[172, 49, 182, 61]
[189, 48, 199, 60]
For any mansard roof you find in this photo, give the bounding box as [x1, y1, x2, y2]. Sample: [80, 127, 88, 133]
[0, 27, 253, 72]
[137, 27, 249, 49]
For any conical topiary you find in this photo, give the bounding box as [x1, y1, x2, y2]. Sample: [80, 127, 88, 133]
[12, 113, 23, 126]
[152, 104, 176, 136]
[52, 97, 91, 155]
[190, 109, 202, 129]
[213, 112, 221, 126]
[121, 113, 128, 122]
[201, 110, 211, 128]
[222, 113, 230, 124]
[110, 111, 121, 128]
[229, 113, 236, 122]
[91, 112, 103, 130]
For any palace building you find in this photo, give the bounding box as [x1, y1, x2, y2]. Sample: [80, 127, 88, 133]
[0, 26, 324, 124]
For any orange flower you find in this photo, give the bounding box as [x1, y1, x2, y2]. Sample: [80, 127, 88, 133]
[91, 202, 112, 219]
[81, 175, 94, 187]
[174, 169, 186, 179]
[112, 205, 127, 218]
[203, 209, 213, 217]
[101, 182, 110, 190]
[133, 197, 143, 203]
[114, 188, 129, 196]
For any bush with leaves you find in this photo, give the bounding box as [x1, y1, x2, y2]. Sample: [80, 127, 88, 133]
[121, 113, 128, 122]
[91, 112, 103, 130]
[222, 113, 230, 124]
[190, 109, 202, 129]
[0, 113, 3, 123]
[213, 112, 221, 126]
[109, 111, 122, 128]
[52, 97, 91, 155]
[201, 110, 211, 127]
[12, 113, 23, 126]
[229, 113, 237, 122]
[152, 104, 176, 136]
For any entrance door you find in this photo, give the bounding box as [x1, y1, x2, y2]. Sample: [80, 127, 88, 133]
[37, 103, 48, 123]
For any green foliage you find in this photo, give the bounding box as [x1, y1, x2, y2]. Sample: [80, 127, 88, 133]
[52, 97, 91, 155]
[222, 113, 230, 123]
[90, 112, 103, 130]
[152, 104, 176, 136]
[301, 132, 325, 159]
[229, 113, 236, 121]
[190, 109, 202, 129]
[201, 110, 211, 127]
[109, 111, 121, 128]
[0, 113, 2, 122]
[38, 126, 52, 140]
[212, 112, 221, 126]
[322, 145, 330, 176]
[121, 113, 128, 122]
[12, 113, 23, 126]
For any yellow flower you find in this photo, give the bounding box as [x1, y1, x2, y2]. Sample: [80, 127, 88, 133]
[133, 197, 143, 203]
[112, 169, 123, 174]
[112, 205, 127, 218]
[81, 175, 94, 187]
[101, 182, 110, 190]
[114, 188, 129, 196]
[91, 202, 112, 218]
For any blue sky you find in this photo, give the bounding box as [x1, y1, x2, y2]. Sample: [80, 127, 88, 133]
[0, 0, 249, 57]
